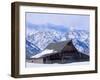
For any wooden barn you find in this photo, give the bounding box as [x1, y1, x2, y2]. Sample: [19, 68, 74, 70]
[30, 40, 89, 64]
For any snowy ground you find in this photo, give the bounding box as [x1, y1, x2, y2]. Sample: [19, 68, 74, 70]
[26, 61, 89, 68]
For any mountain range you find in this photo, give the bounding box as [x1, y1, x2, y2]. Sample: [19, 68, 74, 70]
[26, 24, 89, 58]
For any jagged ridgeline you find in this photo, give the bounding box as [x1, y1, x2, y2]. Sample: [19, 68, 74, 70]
[26, 24, 89, 59]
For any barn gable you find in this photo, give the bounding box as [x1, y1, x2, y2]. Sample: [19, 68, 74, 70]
[45, 40, 71, 53]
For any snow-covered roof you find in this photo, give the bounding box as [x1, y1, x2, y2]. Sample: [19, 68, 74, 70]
[31, 49, 57, 58]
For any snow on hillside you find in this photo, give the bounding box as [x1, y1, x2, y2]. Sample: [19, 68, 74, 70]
[26, 40, 41, 58]
[28, 31, 64, 50]
[66, 30, 89, 55]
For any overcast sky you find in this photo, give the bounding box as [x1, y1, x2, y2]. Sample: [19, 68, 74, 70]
[26, 12, 90, 31]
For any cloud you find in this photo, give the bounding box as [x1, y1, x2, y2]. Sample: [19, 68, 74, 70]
[26, 12, 90, 31]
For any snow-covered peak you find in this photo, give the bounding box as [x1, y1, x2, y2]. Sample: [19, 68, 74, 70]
[27, 30, 65, 51]
[66, 30, 89, 42]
